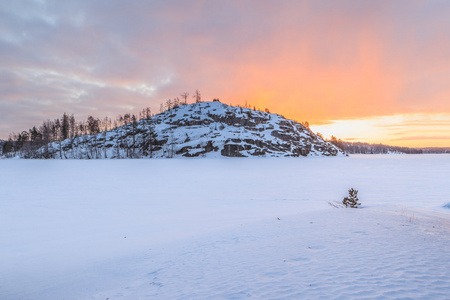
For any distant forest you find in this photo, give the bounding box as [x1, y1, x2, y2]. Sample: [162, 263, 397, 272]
[327, 136, 424, 154]
[420, 147, 450, 154]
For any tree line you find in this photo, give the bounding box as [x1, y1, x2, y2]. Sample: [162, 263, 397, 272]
[2, 107, 156, 156]
[1, 90, 206, 157]
[327, 136, 423, 154]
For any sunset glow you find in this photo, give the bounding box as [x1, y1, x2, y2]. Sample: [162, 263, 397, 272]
[1, 1, 450, 147]
[310, 113, 450, 148]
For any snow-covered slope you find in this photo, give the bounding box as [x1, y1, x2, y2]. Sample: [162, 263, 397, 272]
[36, 101, 342, 158]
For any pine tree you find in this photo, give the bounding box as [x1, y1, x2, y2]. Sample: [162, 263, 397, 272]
[61, 113, 70, 140]
[342, 188, 361, 208]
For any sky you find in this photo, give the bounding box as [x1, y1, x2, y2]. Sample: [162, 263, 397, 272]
[1, 0, 450, 147]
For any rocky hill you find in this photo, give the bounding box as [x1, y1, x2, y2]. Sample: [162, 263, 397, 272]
[30, 101, 342, 158]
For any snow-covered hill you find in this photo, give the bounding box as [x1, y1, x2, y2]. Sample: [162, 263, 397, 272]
[35, 101, 342, 159]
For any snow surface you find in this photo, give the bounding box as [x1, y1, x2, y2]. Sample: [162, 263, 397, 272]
[1, 155, 450, 299]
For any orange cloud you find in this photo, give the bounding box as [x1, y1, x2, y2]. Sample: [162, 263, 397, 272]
[212, 28, 405, 125]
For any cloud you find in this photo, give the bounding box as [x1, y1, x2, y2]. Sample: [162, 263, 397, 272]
[390, 136, 450, 141]
[1, 0, 450, 145]
[343, 137, 368, 141]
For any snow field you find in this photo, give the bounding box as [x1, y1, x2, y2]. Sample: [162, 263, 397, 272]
[0, 155, 449, 299]
[91, 208, 450, 299]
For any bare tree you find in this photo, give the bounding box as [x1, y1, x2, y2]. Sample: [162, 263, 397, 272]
[173, 97, 180, 107]
[165, 99, 173, 111]
[193, 89, 201, 103]
[102, 116, 110, 132]
[180, 92, 189, 105]
[123, 114, 131, 126]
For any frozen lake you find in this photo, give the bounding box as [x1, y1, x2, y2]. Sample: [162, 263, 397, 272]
[1, 155, 449, 299]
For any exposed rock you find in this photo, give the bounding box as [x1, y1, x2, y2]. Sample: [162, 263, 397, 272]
[221, 144, 245, 157]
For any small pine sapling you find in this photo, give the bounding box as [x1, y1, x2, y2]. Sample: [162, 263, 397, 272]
[342, 188, 361, 208]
